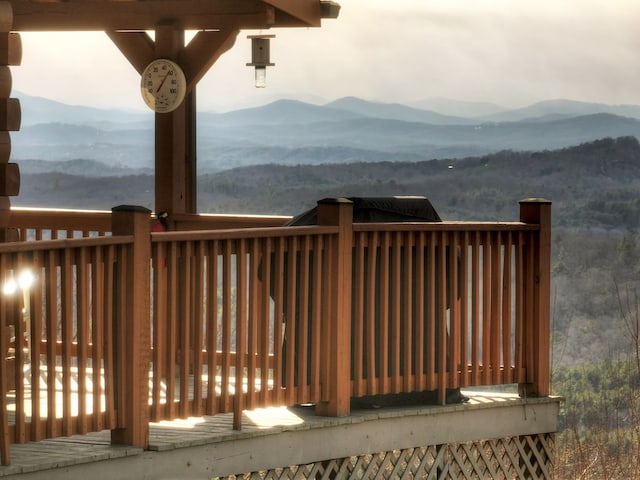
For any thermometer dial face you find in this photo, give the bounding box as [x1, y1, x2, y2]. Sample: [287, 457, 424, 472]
[141, 59, 187, 113]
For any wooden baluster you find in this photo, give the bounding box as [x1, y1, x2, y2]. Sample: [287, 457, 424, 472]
[352, 232, 365, 396]
[233, 239, 247, 430]
[192, 240, 205, 416]
[178, 241, 191, 418]
[220, 241, 232, 413]
[205, 240, 219, 414]
[310, 234, 323, 400]
[365, 232, 378, 394]
[414, 231, 426, 391]
[297, 235, 310, 403]
[502, 231, 514, 384]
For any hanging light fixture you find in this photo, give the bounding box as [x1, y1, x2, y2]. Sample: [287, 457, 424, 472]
[246, 34, 275, 88]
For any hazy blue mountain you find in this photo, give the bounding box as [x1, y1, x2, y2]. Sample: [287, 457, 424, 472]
[409, 97, 508, 118]
[201, 112, 640, 151]
[16, 123, 153, 146]
[480, 98, 640, 122]
[201, 99, 364, 127]
[14, 91, 151, 128]
[19, 158, 153, 176]
[13, 122, 154, 167]
[324, 96, 473, 125]
[193, 113, 640, 171]
[8, 93, 640, 173]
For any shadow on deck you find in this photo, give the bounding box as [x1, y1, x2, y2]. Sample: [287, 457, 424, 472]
[0, 391, 560, 480]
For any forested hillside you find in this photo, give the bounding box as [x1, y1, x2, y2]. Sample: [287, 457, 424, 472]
[18, 136, 640, 232]
[195, 136, 640, 227]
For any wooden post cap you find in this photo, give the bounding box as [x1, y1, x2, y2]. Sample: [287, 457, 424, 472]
[519, 198, 551, 205]
[317, 197, 353, 205]
[112, 205, 152, 214]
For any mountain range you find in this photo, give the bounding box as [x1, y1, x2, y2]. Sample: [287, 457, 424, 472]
[11, 91, 640, 174]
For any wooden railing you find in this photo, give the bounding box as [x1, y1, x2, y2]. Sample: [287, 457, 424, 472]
[8, 207, 113, 239]
[0, 233, 131, 464]
[351, 223, 535, 402]
[8, 207, 288, 239]
[150, 223, 340, 426]
[0, 199, 551, 465]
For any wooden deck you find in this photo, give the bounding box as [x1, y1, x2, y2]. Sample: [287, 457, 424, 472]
[1, 202, 555, 477]
[0, 391, 560, 479]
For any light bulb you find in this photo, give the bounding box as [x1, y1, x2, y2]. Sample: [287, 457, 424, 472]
[18, 270, 35, 290]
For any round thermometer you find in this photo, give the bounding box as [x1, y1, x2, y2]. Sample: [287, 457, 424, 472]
[141, 59, 187, 113]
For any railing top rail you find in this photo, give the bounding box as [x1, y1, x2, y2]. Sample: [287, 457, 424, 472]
[151, 225, 339, 242]
[173, 212, 291, 221]
[0, 234, 134, 254]
[171, 212, 290, 229]
[9, 207, 291, 233]
[352, 221, 539, 232]
[9, 206, 113, 231]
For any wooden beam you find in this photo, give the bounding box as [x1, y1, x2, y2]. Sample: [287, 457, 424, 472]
[106, 31, 155, 75]
[110, 26, 240, 93]
[180, 28, 240, 90]
[262, 0, 322, 27]
[10, 0, 278, 31]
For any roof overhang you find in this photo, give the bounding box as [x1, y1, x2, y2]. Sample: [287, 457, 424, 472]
[8, 0, 340, 32]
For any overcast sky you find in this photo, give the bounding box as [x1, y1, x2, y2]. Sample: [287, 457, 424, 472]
[11, 0, 640, 112]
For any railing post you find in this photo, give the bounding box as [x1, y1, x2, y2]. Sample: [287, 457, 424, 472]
[519, 198, 551, 397]
[316, 198, 353, 417]
[110, 205, 151, 447]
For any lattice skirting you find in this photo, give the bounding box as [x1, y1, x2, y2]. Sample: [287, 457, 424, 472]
[214, 433, 555, 480]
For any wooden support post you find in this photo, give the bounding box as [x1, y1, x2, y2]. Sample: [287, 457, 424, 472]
[518, 198, 551, 397]
[154, 25, 196, 217]
[315, 198, 353, 417]
[110, 205, 151, 448]
[0, 1, 19, 465]
[109, 27, 241, 217]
